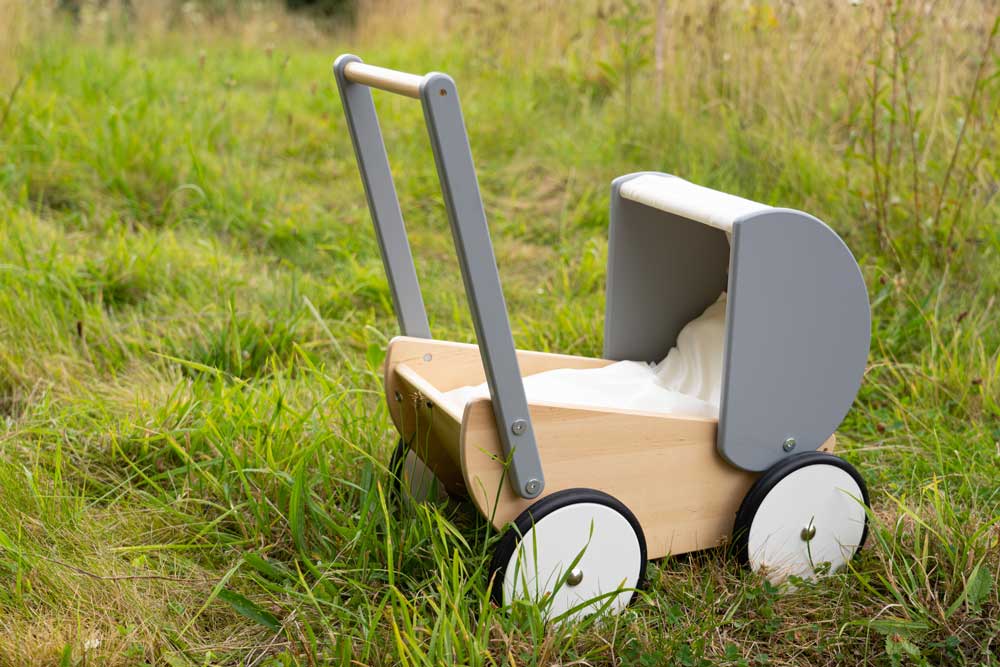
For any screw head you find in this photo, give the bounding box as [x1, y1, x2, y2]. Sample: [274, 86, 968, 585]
[524, 479, 541, 495]
[782, 437, 796, 453]
[422, 353, 432, 362]
[565, 568, 584, 587]
[393, 391, 402, 402]
[511, 419, 528, 436]
[800, 524, 817, 542]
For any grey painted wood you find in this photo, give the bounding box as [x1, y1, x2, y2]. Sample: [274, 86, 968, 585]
[604, 173, 731, 362]
[718, 209, 871, 471]
[420, 73, 544, 498]
[334, 55, 544, 498]
[604, 173, 870, 473]
[333, 54, 431, 339]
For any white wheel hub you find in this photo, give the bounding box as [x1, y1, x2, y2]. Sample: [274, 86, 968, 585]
[399, 449, 447, 503]
[747, 463, 866, 583]
[501, 502, 642, 621]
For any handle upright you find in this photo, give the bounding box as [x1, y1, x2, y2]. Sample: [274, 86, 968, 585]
[334, 54, 431, 339]
[334, 54, 545, 500]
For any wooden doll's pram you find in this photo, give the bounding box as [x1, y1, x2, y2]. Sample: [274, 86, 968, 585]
[335, 55, 871, 621]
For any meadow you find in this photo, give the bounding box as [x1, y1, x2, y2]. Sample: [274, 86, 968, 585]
[0, 0, 998, 664]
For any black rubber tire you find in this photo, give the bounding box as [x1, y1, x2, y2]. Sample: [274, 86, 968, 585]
[732, 451, 870, 567]
[488, 488, 648, 608]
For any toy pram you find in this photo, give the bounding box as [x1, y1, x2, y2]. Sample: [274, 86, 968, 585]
[334, 55, 872, 620]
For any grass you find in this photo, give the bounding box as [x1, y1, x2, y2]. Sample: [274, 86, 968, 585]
[0, 0, 998, 664]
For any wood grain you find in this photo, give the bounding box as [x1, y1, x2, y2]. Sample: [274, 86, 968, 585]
[384, 336, 611, 393]
[383, 336, 836, 559]
[343, 61, 423, 98]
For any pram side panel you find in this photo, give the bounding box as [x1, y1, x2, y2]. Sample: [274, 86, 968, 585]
[460, 398, 837, 559]
[461, 399, 748, 559]
[383, 337, 613, 495]
[392, 363, 469, 495]
[718, 209, 871, 471]
[604, 173, 731, 363]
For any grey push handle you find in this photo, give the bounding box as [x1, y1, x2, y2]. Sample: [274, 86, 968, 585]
[333, 54, 545, 499]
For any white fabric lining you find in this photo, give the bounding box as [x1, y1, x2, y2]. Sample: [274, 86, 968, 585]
[619, 174, 770, 232]
[441, 294, 727, 420]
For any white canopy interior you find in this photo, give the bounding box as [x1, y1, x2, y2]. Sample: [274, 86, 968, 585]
[618, 174, 770, 233]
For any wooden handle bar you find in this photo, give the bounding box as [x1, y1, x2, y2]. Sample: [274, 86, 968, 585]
[342, 61, 423, 98]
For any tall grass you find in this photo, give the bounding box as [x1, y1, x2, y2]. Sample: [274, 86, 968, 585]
[0, 1, 997, 664]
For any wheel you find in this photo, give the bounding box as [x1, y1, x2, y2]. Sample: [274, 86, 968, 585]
[489, 488, 646, 622]
[389, 439, 448, 503]
[733, 451, 869, 583]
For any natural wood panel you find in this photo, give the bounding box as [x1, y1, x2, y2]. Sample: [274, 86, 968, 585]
[382, 337, 611, 495]
[389, 363, 467, 494]
[461, 399, 750, 558]
[383, 336, 837, 560]
[384, 336, 612, 393]
[461, 401, 836, 559]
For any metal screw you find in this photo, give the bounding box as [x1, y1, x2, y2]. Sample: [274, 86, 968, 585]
[511, 419, 528, 436]
[394, 391, 402, 402]
[566, 568, 584, 587]
[524, 479, 541, 495]
[800, 524, 817, 542]
[782, 437, 796, 453]
[422, 353, 432, 362]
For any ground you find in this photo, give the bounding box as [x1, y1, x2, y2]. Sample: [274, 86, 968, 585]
[0, 1, 998, 665]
